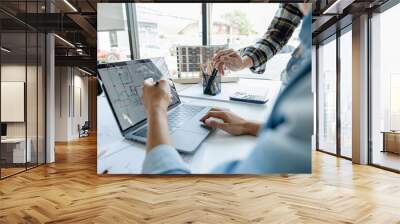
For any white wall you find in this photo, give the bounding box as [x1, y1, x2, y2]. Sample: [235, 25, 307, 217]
[1, 65, 26, 139]
[71, 73, 89, 138]
[1, 63, 46, 164]
[54, 67, 89, 141]
[55, 66, 69, 141]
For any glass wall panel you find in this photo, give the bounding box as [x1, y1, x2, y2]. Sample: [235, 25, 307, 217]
[27, 31, 38, 169]
[1, 30, 28, 177]
[317, 37, 337, 154]
[371, 3, 400, 171]
[339, 29, 352, 158]
[0, 1, 46, 179]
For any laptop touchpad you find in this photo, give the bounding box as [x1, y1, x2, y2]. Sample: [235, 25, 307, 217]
[171, 129, 204, 153]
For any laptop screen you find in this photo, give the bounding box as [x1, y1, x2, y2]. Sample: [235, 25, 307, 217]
[98, 58, 180, 132]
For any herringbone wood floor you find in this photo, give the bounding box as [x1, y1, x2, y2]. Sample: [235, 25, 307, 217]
[0, 135, 399, 224]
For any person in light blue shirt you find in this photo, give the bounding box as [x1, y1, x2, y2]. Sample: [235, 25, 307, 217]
[140, 5, 312, 174]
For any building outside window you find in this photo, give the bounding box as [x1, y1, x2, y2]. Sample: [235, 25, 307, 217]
[339, 28, 352, 158]
[210, 3, 300, 79]
[317, 37, 337, 155]
[135, 3, 202, 77]
[371, 3, 400, 171]
[97, 3, 131, 63]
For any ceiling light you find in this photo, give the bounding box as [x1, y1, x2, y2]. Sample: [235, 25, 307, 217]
[78, 67, 93, 76]
[323, 0, 342, 14]
[1, 47, 11, 53]
[54, 34, 75, 48]
[63, 0, 78, 12]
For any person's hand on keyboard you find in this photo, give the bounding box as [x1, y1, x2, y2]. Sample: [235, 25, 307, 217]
[200, 108, 261, 136]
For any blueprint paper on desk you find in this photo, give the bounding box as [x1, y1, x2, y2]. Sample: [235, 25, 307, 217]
[178, 79, 278, 103]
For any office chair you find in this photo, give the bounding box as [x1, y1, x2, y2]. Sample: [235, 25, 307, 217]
[78, 121, 90, 138]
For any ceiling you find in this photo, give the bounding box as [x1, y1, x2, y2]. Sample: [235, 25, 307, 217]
[0, 0, 99, 71]
[312, 0, 390, 43]
[1, 0, 394, 70]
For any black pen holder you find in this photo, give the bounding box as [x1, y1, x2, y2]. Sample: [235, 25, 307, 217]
[202, 72, 221, 96]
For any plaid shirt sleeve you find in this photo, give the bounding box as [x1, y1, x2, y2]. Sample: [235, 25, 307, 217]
[240, 3, 304, 74]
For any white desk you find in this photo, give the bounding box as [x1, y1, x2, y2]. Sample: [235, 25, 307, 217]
[97, 79, 281, 174]
[1, 138, 31, 163]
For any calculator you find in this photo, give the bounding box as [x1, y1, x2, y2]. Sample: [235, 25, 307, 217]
[229, 91, 269, 104]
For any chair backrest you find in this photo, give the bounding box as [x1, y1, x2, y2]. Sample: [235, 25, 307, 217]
[82, 121, 90, 129]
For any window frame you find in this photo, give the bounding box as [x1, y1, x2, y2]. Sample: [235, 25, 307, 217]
[367, 0, 400, 173]
[127, 2, 291, 79]
[315, 0, 400, 173]
[0, 1, 47, 180]
[315, 21, 353, 161]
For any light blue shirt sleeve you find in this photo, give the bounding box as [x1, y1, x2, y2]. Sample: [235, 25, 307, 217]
[142, 144, 190, 174]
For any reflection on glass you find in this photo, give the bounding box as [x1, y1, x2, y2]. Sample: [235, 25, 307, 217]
[371, 3, 400, 171]
[340, 30, 352, 158]
[135, 3, 202, 77]
[318, 38, 337, 154]
[27, 32, 38, 169]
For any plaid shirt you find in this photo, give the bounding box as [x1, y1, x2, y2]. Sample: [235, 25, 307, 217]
[240, 3, 304, 74]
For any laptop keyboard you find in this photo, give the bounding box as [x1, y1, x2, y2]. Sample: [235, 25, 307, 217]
[133, 104, 205, 138]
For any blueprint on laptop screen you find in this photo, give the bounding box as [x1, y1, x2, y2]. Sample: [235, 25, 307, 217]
[99, 60, 179, 131]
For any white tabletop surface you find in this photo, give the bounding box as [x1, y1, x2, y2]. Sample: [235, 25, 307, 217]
[1, 138, 28, 143]
[97, 78, 281, 174]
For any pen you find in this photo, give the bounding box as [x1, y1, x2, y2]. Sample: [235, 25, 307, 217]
[205, 68, 218, 94]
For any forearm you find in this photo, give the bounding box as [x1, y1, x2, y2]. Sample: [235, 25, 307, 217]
[241, 56, 254, 70]
[240, 3, 303, 74]
[146, 109, 171, 150]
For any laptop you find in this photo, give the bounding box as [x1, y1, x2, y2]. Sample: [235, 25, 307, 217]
[97, 58, 212, 153]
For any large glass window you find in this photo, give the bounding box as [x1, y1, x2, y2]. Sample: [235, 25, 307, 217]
[316, 28, 353, 159]
[210, 3, 279, 49]
[317, 37, 337, 154]
[371, 3, 400, 171]
[97, 3, 131, 63]
[98, 3, 301, 79]
[210, 3, 300, 79]
[339, 29, 352, 158]
[135, 3, 202, 77]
